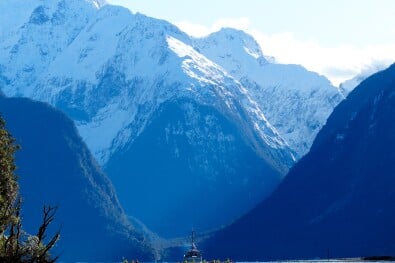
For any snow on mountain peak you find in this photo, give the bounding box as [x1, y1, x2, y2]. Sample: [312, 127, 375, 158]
[44, 4, 133, 83]
[167, 36, 296, 172]
[167, 35, 196, 58]
[206, 28, 265, 59]
[195, 29, 344, 159]
[0, 0, 342, 166]
[0, 1, 39, 40]
[0, 1, 290, 171]
[193, 28, 268, 78]
[0, 0, 105, 41]
[0, 0, 103, 96]
[0, 0, 349, 238]
[167, 35, 231, 86]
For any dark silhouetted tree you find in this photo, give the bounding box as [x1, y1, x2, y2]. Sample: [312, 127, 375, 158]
[0, 116, 59, 262]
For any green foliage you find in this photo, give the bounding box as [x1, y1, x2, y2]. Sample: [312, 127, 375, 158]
[0, 115, 59, 262]
[0, 117, 19, 235]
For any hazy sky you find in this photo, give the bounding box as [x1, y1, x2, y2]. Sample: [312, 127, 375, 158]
[107, 0, 395, 85]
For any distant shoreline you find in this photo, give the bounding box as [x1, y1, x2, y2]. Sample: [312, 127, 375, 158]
[197, 257, 395, 263]
[233, 257, 395, 263]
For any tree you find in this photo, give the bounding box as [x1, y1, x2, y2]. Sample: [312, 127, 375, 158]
[0, 116, 19, 235]
[0, 116, 59, 262]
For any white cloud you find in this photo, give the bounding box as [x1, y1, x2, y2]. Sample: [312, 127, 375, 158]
[175, 22, 212, 38]
[176, 17, 251, 37]
[252, 31, 395, 85]
[176, 19, 395, 86]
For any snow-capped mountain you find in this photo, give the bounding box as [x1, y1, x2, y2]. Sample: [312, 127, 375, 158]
[194, 28, 344, 158]
[0, 1, 292, 166]
[0, 0, 103, 96]
[0, 0, 343, 237]
[0, 0, 292, 236]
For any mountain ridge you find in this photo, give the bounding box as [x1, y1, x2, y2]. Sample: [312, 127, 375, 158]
[202, 63, 395, 260]
[0, 0, 345, 238]
[194, 28, 344, 158]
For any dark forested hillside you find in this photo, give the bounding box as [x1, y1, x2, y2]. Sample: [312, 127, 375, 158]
[0, 96, 155, 262]
[203, 64, 395, 260]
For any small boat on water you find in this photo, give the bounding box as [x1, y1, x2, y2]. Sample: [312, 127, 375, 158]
[184, 231, 203, 263]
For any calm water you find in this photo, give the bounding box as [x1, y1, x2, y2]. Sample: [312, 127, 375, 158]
[117, 262, 392, 263]
[70, 261, 394, 263]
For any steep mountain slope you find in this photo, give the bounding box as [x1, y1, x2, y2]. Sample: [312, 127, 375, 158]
[339, 63, 389, 96]
[194, 28, 344, 159]
[0, 0, 297, 237]
[0, 0, 103, 96]
[203, 64, 395, 260]
[106, 99, 282, 237]
[0, 96, 155, 262]
[23, 5, 293, 170]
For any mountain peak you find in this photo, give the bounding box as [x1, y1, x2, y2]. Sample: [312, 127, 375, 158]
[198, 27, 266, 62]
[194, 27, 343, 160]
[193, 28, 268, 80]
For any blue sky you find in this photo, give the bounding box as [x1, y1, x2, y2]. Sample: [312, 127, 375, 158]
[107, 0, 395, 85]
